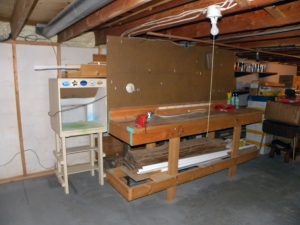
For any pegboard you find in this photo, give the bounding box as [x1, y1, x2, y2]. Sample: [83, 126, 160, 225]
[107, 36, 235, 109]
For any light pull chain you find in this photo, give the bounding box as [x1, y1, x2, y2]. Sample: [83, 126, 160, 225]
[206, 36, 216, 136]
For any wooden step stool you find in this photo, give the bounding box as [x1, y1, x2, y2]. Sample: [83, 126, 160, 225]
[54, 129, 105, 194]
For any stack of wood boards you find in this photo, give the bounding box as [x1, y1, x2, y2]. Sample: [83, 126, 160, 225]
[123, 138, 226, 170]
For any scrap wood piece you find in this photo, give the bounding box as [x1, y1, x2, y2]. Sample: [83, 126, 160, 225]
[123, 138, 227, 170]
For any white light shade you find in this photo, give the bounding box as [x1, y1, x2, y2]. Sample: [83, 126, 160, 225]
[206, 5, 222, 18]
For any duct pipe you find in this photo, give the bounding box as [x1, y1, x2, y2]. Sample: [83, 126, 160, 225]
[36, 0, 113, 38]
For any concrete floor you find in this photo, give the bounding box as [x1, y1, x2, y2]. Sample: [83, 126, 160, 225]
[1, 156, 300, 225]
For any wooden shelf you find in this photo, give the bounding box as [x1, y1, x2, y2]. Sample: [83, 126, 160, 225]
[234, 71, 253, 77]
[107, 148, 259, 201]
[258, 72, 277, 78]
[234, 71, 277, 78]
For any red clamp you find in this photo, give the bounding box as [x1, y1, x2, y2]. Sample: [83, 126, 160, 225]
[136, 114, 148, 128]
[214, 104, 235, 112]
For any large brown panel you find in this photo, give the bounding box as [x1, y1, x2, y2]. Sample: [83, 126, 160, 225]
[107, 36, 235, 109]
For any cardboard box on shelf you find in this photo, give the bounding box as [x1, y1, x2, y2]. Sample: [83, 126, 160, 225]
[93, 54, 107, 63]
[65, 64, 107, 78]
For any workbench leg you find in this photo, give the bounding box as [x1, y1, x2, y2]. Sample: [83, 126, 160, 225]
[166, 137, 180, 202]
[228, 126, 241, 177]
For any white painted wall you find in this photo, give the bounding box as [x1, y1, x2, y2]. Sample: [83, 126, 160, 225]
[0, 43, 22, 179]
[0, 43, 98, 179]
[17, 45, 57, 174]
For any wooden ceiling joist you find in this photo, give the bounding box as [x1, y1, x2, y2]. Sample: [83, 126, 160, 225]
[164, 0, 300, 39]
[94, 0, 280, 45]
[147, 31, 300, 60]
[57, 0, 153, 43]
[99, 0, 195, 30]
[10, 0, 38, 39]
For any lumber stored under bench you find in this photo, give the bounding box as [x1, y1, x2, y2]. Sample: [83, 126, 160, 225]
[108, 105, 262, 201]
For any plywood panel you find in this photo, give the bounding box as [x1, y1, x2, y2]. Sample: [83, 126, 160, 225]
[0, 43, 22, 179]
[107, 36, 235, 109]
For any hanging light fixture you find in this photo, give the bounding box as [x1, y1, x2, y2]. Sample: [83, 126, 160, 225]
[206, 5, 222, 36]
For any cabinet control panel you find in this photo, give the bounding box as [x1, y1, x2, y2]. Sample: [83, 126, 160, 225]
[59, 79, 105, 88]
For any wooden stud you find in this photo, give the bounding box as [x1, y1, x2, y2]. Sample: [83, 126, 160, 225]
[228, 126, 241, 177]
[12, 42, 27, 176]
[56, 44, 62, 78]
[10, 0, 38, 39]
[166, 137, 180, 202]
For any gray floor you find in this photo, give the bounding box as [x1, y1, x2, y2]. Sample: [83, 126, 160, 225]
[1, 156, 300, 225]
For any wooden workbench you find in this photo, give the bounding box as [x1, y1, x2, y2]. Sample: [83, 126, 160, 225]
[108, 106, 262, 201]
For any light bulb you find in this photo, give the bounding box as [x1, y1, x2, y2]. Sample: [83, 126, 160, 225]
[210, 23, 219, 36]
[209, 17, 219, 36]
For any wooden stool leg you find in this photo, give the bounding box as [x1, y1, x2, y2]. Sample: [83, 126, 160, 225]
[55, 134, 62, 175]
[90, 134, 95, 176]
[97, 132, 104, 186]
[61, 137, 69, 194]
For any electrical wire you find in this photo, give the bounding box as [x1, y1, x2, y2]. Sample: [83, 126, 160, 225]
[18, 34, 58, 63]
[0, 149, 54, 170]
[123, 0, 237, 37]
[48, 95, 107, 117]
[206, 35, 216, 136]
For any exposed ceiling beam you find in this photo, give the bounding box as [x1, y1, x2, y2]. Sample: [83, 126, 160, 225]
[10, 0, 38, 39]
[164, 0, 300, 39]
[58, 0, 153, 43]
[94, 0, 280, 45]
[99, 0, 195, 30]
[147, 31, 300, 60]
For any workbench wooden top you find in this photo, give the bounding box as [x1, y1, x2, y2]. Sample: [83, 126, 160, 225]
[109, 108, 262, 146]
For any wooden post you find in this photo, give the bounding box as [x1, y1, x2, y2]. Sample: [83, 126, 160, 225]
[12, 42, 27, 176]
[56, 44, 62, 78]
[166, 137, 180, 202]
[228, 125, 241, 177]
